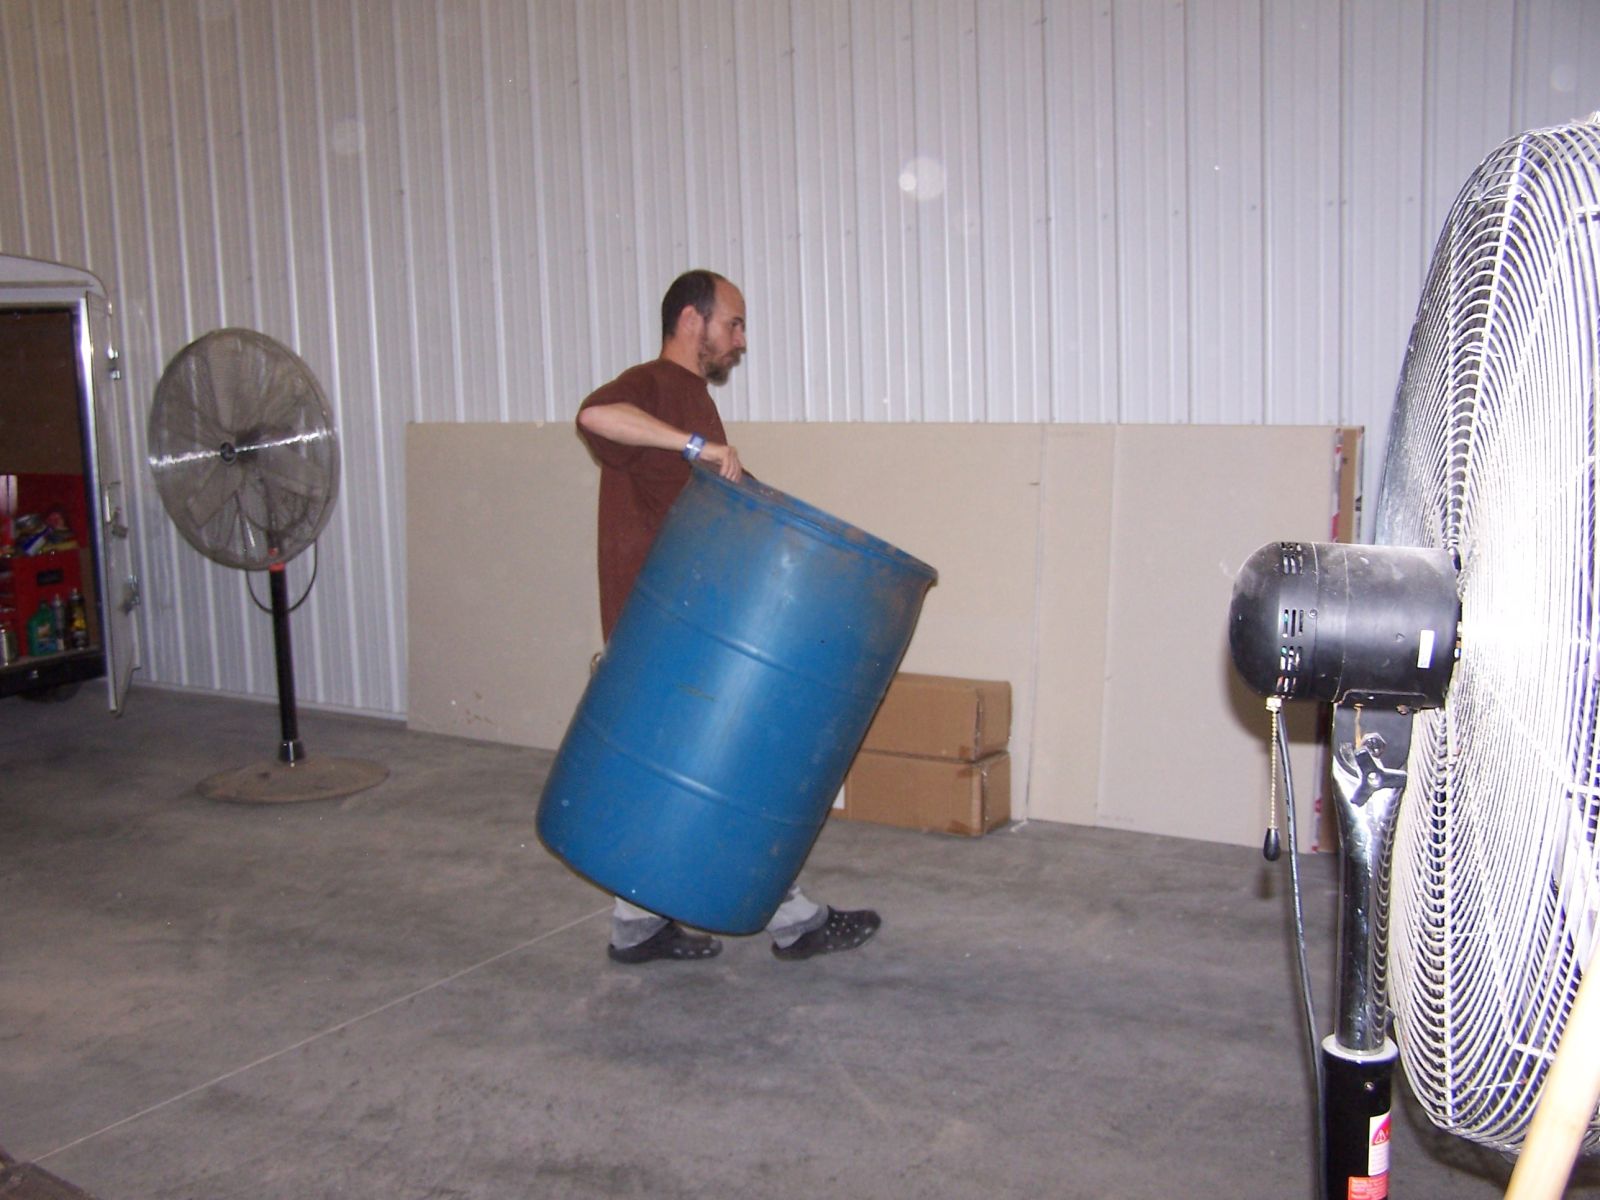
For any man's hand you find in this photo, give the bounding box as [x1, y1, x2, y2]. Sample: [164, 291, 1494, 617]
[700, 442, 743, 482]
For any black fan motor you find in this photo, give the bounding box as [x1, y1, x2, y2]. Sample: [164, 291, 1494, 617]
[1229, 541, 1460, 710]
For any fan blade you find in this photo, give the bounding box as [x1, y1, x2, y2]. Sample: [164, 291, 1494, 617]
[250, 444, 330, 499]
[184, 460, 246, 529]
[152, 363, 229, 454]
[251, 354, 316, 433]
[200, 330, 267, 431]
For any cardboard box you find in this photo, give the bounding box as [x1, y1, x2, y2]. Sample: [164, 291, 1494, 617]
[860, 673, 1011, 761]
[839, 749, 1011, 837]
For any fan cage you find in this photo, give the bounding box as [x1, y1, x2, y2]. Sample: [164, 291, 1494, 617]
[148, 328, 339, 572]
[1378, 119, 1600, 1155]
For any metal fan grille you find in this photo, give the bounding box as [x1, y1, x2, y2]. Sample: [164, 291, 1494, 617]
[1377, 118, 1600, 1153]
[149, 328, 339, 570]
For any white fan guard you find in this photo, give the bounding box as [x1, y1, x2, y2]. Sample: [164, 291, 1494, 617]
[148, 328, 339, 571]
[1377, 116, 1600, 1153]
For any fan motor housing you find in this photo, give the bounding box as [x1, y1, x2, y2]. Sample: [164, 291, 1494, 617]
[1229, 541, 1459, 708]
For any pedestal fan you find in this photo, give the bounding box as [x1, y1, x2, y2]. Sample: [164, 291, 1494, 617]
[148, 328, 386, 803]
[1230, 117, 1600, 1198]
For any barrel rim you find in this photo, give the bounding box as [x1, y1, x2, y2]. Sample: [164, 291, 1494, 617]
[695, 466, 939, 582]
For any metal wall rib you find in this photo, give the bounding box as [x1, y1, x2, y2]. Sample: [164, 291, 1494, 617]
[2, 0, 1597, 717]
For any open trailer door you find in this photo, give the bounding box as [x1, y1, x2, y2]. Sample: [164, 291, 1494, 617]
[83, 286, 140, 711]
[0, 254, 140, 711]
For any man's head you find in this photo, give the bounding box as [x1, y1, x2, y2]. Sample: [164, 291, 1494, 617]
[660, 269, 747, 385]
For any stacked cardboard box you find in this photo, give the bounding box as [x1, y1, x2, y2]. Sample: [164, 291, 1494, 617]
[837, 673, 1012, 836]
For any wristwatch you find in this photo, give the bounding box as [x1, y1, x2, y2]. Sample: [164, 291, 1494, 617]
[683, 433, 706, 462]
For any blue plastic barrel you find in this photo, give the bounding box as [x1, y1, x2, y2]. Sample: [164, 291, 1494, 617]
[536, 466, 937, 934]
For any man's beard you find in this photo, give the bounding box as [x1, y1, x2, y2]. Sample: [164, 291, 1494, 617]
[700, 335, 739, 386]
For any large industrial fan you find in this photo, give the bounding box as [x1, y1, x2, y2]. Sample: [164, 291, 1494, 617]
[1230, 117, 1600, 1198]
[148, 328, 386, 803]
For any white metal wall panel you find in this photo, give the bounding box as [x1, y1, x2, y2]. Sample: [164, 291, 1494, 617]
[395, 4, 455, 428]
[1186, 1, 1266, 426]
[1424, 2, 1518, 233]
[438, 4, 496, 427]
[976, 0, 1050, 423]
[5, 0, 1600, 718]
[850, 0, 920, 423]
[676, 4, 745, 348]
[1516, 0, 1600, 130]
[792, 0, 858, 422]
[910, 1, 983, 422]
[734, 2, 803, 421]
[0, 15, 26, 245]
[529, 1, 594, 422]
[1261, 2, 1342, 426]
[24, 5, 76, 265]
[1113, 0, 1189, 423]
[343, 2, 406, 713]
[1043, 0, 1119, 423]
[501, 1, 551, 421]
[579, 3, 648, 389]
[315, 1, 389, 711]
[623, 1, 683, 371]
[3, 5, 47, 255]
[1341, 2, 1428, 485]
[483, 1, 532, 426]
[129, 0, 202, 693]
[63, 2, 122, 345]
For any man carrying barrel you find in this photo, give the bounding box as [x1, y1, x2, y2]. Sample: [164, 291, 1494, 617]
[575, 269, 881, 965]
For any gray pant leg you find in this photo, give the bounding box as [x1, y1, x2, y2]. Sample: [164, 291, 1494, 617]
[766, 885, 826, 948]
[611, 888, 825, 949]
[610, 896, 668, 949]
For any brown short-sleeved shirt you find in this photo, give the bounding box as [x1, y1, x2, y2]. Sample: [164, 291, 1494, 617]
[577, 358, 727, 640]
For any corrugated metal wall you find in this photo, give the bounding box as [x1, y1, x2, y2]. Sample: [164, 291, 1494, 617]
[2, 0, 1598, 718]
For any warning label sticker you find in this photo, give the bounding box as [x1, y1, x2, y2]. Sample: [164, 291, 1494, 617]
[1348, 1177, 1389, 1200]
[1369, 1112, 1392, 1175]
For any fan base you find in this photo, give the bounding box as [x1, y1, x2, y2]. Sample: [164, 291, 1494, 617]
[197, 756, 389, 804]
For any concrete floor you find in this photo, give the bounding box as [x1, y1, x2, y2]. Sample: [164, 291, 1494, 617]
[3, 685, 1598, 1200]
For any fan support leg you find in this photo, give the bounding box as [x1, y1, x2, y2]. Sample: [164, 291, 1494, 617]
[1323, 1035, 1398, 1198]
[269, 562, 305, 764]
[1324, 703, 1413, 1199]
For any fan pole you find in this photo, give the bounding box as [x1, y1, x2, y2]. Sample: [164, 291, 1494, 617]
[269, 561, 304, 764]
[1322, 704, 1412, 1200]
[1323, 1038, 1398, 1197]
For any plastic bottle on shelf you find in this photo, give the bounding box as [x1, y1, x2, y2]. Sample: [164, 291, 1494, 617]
[67, 589, 89, 650]
[28, 603, 57, 656]
[49, 594, 67, 650]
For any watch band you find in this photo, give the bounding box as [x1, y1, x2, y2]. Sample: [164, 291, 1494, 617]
[683, 433, 706, 462]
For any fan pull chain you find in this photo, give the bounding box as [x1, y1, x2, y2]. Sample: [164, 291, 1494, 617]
[1263, 696, 1283, 861]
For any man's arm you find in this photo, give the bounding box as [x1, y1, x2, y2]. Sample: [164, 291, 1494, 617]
[577, 402, 743, 481]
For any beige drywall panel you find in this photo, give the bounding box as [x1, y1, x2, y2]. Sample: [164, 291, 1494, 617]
[405, 420, 1346, 848]
[1095, 426, 1336, 849]
[1029, 426, 1118, 826]
[727, 422, 1045, 808]
[406, 422, 600, 747]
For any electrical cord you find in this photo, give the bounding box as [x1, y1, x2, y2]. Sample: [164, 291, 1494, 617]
[245, 542, 320, 615]
[1268, 701, 1328, 1200]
